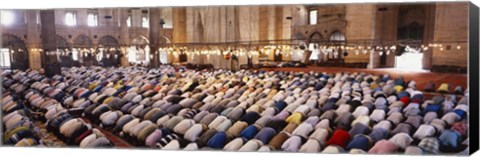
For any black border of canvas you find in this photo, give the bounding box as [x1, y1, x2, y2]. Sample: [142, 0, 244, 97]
[468, 1, 479, 155]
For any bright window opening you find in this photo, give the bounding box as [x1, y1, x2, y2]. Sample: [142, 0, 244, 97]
[87, 13, 98, 27]
[126, 16, 132, 27]
[36, 12, 40, 24]
[309, 10, 318, 25]
[72, 49, 79, 61]
[142, 16, 149, 28]
[160, 50, 168, 64]
[395, 52, 424, 71]
[65, 12, 77, 26]
[0, 48, 12, 69]
[1, 11, 15, 26]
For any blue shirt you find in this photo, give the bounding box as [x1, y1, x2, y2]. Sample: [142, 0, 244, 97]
[239, 125, 259, 140]
[347, 135, 372, 151]
[254, 127, 277, 144]
[207, 132, 227, 149]
[439, 129, 461, 148]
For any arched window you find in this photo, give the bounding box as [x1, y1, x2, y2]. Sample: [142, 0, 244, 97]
[56, 35, 70, 49]
[329, 31, 346, 41]
[1, 34, 29, 70]
[129, 36, 150, 64]
[98, 35, 119, 62]
[73, 35, 93, 61]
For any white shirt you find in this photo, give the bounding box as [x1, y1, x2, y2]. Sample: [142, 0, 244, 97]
[351, 115, 370, 126]
[336, 104, 351, 114]
[309, 128, 330, 144]
[373, 120, 393, 130]
[292, 123, 314, 138]
[370, 109, 386, 122]
[239, 139, 263, 152]
[184, 124, 205, 142]
[389, 133, 413, 149]
[441, 112, 461, 125]
[413, 124, 436, 140]
[173, 119, 195, 135]
[352, 106, 370, 118]
[224, 138, 245, 151]
[208, 116, 228, 129]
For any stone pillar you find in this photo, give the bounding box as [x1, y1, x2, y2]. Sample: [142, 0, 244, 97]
[345, 4, 377, 67]
[431, 3, 468, 67]
[149, 8, 160, 68]
[26, 10, 42, 70]
[375, 5, 399, 68]
[422, 4, 436, 70]
[40, 10, 60, 76]
[274, 6, 284, 41]
[172, 7, 187, 64]
[119, 8, 130, 66]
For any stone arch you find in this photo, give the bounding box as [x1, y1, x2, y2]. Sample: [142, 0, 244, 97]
[128, 35, 150, 64]
[329, 31, 346, 42]
[159, 35, 171, 44]
[98, 35, 119, 47]
[131, 35, 150, 46]
[73, 35, 93, 48]
[309, 31, 324, 43]
[1, 34, 29, 70]
[293, 32, 306, 40]
[56, 35, 70, 49]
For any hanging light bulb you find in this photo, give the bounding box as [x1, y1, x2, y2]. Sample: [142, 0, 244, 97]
[391, 45, 396, 50]
[379, 51, 383, 55]
[355, 50, 359, 55]
[362, 49, 367, 54]
[423, 47, 429, 51]
[367, 46, 371, 50]
[440, 47, 444, 51]
[456, 45, 461, 50]
[386, 50, 390, 55]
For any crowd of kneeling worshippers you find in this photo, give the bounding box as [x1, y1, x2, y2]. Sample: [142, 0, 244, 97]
[2, 65, 469, 154]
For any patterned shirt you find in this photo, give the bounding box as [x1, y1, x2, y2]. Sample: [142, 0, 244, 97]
[418, 137, 440, 154]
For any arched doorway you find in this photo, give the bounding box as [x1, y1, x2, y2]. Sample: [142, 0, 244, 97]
[307, 32, 323, 64]
[1, 34, 29, 71]
[158, 36, 171, 64]
[327, 31, 346, 62]
[395, 21, 425, 70]
[72, 35, 93, 60]
[71, 35, 93, 66]
[56, 35, 70, 49]
[128, 35, 150, 65]
[395, 6, 426, 69]
[56, 35, 74, 67]
[98, 35, 120, 67]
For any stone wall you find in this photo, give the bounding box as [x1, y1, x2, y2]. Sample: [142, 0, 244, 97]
[431, 2, 468, 67]
[1, 2, 470, 70]
[344, 4, 376, 65]
[1, 8, 173, 69]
